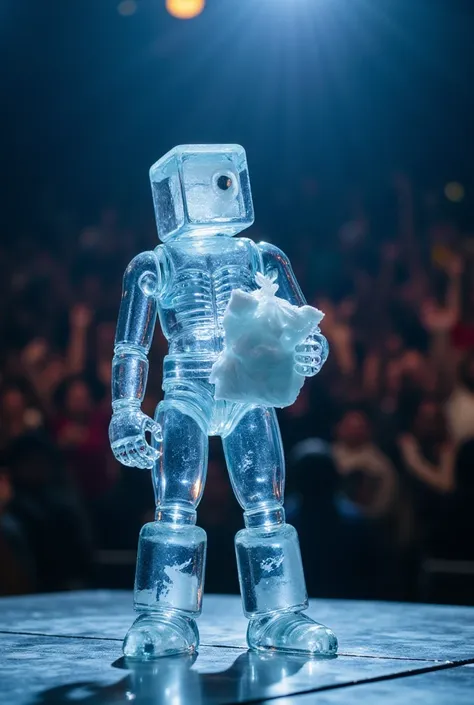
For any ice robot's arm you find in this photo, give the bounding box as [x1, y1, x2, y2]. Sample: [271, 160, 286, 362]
[257, 241, 328, 377]
[109, 250, 164, 469]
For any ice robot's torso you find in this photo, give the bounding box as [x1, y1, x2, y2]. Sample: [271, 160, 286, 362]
[157, 236, 261, 380]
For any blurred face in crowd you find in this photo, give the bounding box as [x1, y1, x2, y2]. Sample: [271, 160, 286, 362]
[0, 469, 13, 510]
[336, 411, 372, 448]
[400, 350, 430, 387]
[384, 333, 403, 357]
[337, 297, 356, 322]
[41, 355, 66, 393]
[412, 401, 447, 443]
[65, 380, 93, 419]
[1, 388, 26, 423]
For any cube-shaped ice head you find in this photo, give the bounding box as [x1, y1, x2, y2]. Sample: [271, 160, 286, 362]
[149, 144, 254, 241]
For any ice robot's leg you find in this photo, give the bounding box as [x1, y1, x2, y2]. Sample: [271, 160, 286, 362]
[123, 401, 208, 660]
[223, 406, 337, 657]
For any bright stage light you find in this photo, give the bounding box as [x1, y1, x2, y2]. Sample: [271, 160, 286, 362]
[166, 0, 205, 20]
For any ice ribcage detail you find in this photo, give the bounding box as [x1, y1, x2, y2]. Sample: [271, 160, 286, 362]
[173, 269, 214, 332]
[214, 265, 254, 320]
[170, 265, 255, 335]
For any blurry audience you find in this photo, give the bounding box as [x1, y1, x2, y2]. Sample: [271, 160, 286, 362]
[1, 174, 474, 604]
[446, 352, 474, 446]
[4, 434, 93, 592]
[53, 375, 112, 503]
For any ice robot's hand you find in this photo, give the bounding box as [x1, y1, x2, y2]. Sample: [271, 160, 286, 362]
[109, 409, 162, 469]
[294, 332, 329, 377]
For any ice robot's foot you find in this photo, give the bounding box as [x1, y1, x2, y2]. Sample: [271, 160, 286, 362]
[247, 612, 338, 658]
[123, 612, 199, 660]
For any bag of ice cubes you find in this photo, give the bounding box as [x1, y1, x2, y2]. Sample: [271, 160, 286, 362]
[209, 271, 324, 408]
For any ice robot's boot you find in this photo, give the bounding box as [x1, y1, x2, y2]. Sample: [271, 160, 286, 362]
[236, 512, 337, 657]
[123, 517, 206, 659]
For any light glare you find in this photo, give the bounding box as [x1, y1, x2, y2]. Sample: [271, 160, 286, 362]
[445, 182, 465, 203]
[166, 0, 205, 20]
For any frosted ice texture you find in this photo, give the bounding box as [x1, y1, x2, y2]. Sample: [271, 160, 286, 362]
[109, 144, 336, 659]
[210, 271, 324, 407]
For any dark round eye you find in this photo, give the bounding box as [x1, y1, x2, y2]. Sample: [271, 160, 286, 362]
[216, 174, 233, 191]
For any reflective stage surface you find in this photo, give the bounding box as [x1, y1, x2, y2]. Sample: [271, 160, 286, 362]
[1, 592, 473, 704]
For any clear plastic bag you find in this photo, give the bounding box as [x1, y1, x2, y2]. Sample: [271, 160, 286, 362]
[210, 272, 324, 408]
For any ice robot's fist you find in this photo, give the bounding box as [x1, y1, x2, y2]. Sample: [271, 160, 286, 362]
[294, 332, 329, 377]
[109, 409, 162, 469]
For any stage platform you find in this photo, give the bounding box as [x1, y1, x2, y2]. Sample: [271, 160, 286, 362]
[1, 591, 474, 704]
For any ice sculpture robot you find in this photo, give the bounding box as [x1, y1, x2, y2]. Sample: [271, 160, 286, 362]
[109, 145, 338, 659]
